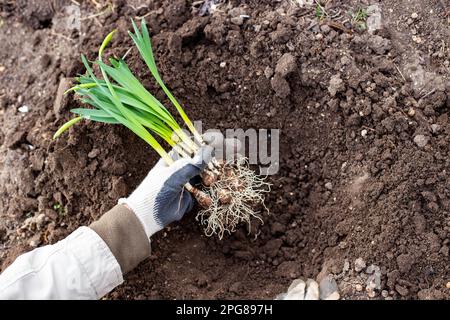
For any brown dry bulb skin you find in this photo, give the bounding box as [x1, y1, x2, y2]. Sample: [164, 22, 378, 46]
[201, 170, 217, 187]
[218, 188, 232, 204]
[223, 167, 234, 178]
[191, 187, 213, 208]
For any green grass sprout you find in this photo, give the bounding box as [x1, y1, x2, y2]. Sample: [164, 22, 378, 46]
[350, 7, 369, 30]
[53, 116, 82, 139]
[129, 19, 203, 145]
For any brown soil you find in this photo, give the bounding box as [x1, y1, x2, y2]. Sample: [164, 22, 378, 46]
[0, 0, 449, 300]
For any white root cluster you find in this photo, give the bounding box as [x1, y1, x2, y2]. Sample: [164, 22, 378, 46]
[196, 158, 271, 239]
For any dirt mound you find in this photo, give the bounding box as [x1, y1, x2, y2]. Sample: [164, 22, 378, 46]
[0, 0, 449, 299]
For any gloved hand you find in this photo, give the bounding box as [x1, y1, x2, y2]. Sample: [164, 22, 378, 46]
[118, 145, 214, 238]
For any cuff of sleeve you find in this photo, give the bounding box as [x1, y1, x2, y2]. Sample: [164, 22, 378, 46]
[118, 197, 161, 238]
[90, 205, 152, 274]
[67, 227, 123, 299]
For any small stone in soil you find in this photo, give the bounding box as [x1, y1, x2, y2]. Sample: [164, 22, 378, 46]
[324, 182, 333, 190]
[431, 124, 441, 134]
[414, 134, 429, 148]
[264, 66, 274, 78]
[88, 148, 100, 158]
[366, 264, 380, 275]
[395, 284, 409, 296]
[365, 264, 381, 293]
[304, 279, 320, 300]
[230, 16, 244, 25]
[320, 24, 331, 34]
[366, 4, 382, 34]
[324, 291, 340, 300]
[367, 290, 376, 298]
[319, 275, 339, 299]
[283, 279, 305, 300]
[361, 129, 368, 137]
[342, 260, 350, 272]
[219, 61, 226, 68]
[328, 74, 345, 97]
[355, 284, 363, 292]
[18, 105, 29, 113]
[354, 258, 366, 272]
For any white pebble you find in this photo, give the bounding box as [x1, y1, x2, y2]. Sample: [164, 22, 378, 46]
[18, 105, 29, 113]
[219, 62, 226, 68]
[411, 12, 418, 19]
[414, 134, 429, 148]
[367, 289, 377, 298]
[361, 129, 368, 137]
[431, 124, 441, 133]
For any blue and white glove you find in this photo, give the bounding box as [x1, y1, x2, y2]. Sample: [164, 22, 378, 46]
[118, 145, 214, 238]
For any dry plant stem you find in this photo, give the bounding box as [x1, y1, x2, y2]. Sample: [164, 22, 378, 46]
[196, 158, 271, 239]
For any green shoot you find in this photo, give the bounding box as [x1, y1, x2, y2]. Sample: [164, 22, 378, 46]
[129, 19, 203, 145]
[98, 29, 117, 59]
[350, 8, 369, 30]
[64, 83, 97, 94]
[95, 47, 174, 165]
[315, 1, 325, 19]
[53, 202, 66, 216]
[53, 116, 82, 139]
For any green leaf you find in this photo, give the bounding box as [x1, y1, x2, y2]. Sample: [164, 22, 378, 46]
[53, 116, 82, 139]
[130, 19, 202, 144]
[99, 29, 117, 59]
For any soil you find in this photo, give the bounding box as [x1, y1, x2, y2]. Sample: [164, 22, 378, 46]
[0, 0, 449, 300]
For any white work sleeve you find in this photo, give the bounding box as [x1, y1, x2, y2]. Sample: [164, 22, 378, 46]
[0, 226, 123, 300]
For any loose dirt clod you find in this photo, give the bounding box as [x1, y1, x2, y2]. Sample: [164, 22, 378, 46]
[275, 53, 297, 78]
[271, 73, 291, 98]
[328, 74, 345, 97]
